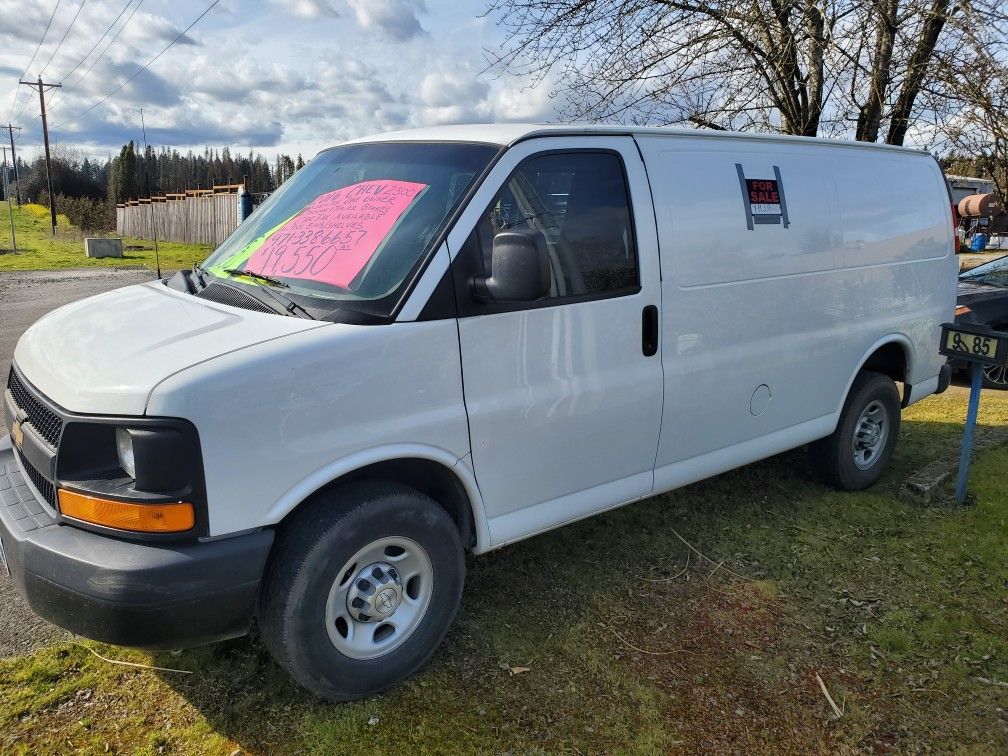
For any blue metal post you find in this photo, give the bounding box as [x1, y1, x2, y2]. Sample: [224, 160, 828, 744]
[955, 362, 984, 503]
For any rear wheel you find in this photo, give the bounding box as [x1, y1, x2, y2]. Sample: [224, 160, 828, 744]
[258, 482, 465, 701]
[809, 370, 901, 490]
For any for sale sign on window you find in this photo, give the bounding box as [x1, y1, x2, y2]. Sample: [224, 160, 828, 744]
[745, 178, 781, 215]
[242, 179, 428, 290]
[735, 163, 790, 231]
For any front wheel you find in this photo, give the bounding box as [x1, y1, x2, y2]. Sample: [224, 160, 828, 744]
[258, 482, 465, 701]
[808, 370, 901, 490]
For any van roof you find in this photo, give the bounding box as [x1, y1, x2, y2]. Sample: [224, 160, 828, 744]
[342, 123, 928, 154]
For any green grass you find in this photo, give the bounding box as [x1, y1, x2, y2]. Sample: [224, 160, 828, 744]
[0, 203, 212, 272]
[2, 384, 1006, 753]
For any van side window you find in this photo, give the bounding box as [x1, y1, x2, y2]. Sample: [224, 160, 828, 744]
[474, 151, 638, 301]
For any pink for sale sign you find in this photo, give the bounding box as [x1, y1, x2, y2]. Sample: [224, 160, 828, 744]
[244, 179, 428, 289]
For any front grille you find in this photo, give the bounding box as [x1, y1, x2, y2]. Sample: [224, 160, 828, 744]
[7, 369, 63, 447]
[197, 282, 276, 314]
[15, 447, 57, 508]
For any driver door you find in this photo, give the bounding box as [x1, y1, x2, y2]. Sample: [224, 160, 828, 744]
[446, 137, 664, 545]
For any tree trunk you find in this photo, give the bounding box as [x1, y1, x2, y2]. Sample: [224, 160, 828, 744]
[886, 0, 950, 144]
[802, 0, 826, 136]
[855, 0, 898, 142]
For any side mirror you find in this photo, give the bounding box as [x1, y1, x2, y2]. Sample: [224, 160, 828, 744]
[472, 230, 551, 302]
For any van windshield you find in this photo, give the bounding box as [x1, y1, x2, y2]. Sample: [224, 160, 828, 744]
[202, 142, 498, 313]
[960, 254, 1008, 286]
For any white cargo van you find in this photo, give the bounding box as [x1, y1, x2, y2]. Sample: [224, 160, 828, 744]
[1, 125, 955, 701]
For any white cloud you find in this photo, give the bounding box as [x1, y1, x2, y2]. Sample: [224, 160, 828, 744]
[188, 59, 310, 103]
[0, 0, 562, 159]
[490, 77, 557, 122]
[416, 70, 490, 124]
[410, 68, 557, 127]
[271, 0, 341, 18]
[346, 0, 426, 41]
[0, 0, 58, 45]
[121, 11, 201, 48]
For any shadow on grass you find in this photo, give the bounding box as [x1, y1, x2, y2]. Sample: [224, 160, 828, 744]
[145, 416, 1008, 753]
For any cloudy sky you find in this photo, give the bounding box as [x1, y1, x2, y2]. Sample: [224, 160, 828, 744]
[0, 0, 559, 160]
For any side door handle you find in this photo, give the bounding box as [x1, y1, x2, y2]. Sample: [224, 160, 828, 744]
[642, 305, 658, 357]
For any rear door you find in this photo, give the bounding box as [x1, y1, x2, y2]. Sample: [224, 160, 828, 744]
[446, 136, 664, 544]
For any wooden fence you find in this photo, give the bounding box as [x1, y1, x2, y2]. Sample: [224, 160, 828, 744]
[116, 184, 265, 246]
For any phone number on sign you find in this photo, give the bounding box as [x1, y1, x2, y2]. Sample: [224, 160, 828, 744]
[251, 228, 370, 278]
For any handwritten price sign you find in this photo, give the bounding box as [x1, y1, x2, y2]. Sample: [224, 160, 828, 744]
[244, 179, 428, 289]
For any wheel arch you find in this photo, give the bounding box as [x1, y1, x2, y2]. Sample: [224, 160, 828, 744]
[265, 446, 490, 552]
[836, 335, 913, 421]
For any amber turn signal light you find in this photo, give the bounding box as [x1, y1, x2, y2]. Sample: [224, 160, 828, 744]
[57, 489, 195, 533]
[954, 305, 972, 316]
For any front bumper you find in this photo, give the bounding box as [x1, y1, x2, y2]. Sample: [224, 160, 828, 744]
[0, 436, 274, 649]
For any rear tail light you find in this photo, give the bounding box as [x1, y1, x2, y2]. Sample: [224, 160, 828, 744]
[951, 203, 960, 254]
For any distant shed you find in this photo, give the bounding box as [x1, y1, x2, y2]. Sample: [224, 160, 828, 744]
[947, 174, 997, 205]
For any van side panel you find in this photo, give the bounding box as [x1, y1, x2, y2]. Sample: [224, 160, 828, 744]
[635, 135, 955, 486]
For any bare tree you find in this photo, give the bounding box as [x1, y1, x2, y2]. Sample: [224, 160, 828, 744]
[942, 55, 1008, 197]
[840, 0, 1008, 145]
[487, 0, 1008, 145]
[486, 0, 839, 135]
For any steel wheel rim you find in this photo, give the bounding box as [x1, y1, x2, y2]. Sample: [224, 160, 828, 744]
[325, 536, 433, 660]
[983, 364, 1008, 387]
[852, 399, 889, 470]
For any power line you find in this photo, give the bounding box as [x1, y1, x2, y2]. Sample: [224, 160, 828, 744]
[52, 0, 220, 131]
[51, 0, 134, 87]
[6, 0, 65, 121]
[46, 0, 143, 115]
[38, 1, 89, 80]
[14, 0, 90, 121]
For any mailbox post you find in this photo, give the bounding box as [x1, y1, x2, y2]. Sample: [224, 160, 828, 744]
[939, 322, 1008, 502]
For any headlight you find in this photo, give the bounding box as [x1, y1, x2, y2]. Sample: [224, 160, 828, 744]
[55, 419, 207, 538]
[116, 428, 136, 479]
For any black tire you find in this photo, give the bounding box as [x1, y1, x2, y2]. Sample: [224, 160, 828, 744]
[808, 370, 901, 490]
[258, 481, 465, 701]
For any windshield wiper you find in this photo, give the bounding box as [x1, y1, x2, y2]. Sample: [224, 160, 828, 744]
[191, 262, 208, 290]
[224, 267, 290, 288]
[963, 273, 1006, 287]
[220, 268, 316, 319]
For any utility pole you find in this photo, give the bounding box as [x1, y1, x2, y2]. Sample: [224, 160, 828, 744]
[2, 124, 22, 205]
[20, 77, 61, 235]
[137, 108, 161, 278]
[2, 145, 16, 254]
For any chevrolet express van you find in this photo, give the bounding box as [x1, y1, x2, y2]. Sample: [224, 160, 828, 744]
[1, 125, 955, 701]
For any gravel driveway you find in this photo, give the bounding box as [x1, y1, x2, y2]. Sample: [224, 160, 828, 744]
[1, 267, 157, 657]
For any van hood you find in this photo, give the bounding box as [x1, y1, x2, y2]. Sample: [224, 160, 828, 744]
[13, 281, 326, 416]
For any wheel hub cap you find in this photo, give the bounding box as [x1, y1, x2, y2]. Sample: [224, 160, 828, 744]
[984, 364, 1008, 386]
[852, 399, 888, 470]
[346, 563, 403, 622]
[324, 536, 434, 660]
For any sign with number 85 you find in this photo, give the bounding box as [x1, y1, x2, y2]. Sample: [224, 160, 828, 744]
[939, 323, 1008, 367]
